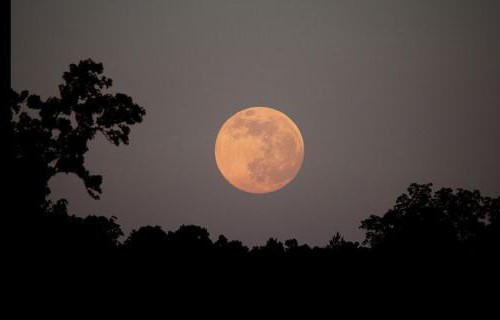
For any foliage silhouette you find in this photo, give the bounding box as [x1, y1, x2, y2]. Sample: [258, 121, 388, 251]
[251, 238, 286, 257]
[214, 234, 249, 257]
[9, 59, 145, 207]
[5, 59, 500, 267]
[124, 225, 170, 254]
[7, 59, 144, 254]
[360, 183, 500, 257]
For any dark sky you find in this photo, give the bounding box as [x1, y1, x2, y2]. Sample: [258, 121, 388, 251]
[12, 0, 500, 245]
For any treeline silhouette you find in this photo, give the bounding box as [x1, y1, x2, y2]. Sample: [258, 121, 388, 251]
[5, 59, 500, 264]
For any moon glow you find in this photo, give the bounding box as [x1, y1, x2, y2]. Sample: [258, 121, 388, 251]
[215, 106, 304, 194]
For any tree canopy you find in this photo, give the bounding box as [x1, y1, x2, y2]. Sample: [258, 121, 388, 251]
[6, 59, 145, 254]
[360, 183, 500, 257]
[5, 59, 499, 263]
[9, 59, 145, 211]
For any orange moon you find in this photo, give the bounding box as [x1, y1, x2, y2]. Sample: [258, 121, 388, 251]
[215, 106, 304, 194]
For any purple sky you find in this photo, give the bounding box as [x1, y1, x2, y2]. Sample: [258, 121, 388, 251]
[12, 0, 500, 245]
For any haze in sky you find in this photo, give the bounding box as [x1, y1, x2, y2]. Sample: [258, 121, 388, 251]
[11, 0, 500, 245]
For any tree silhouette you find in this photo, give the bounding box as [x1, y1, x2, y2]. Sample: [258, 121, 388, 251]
[168, 225, 213, 256]
[360, 183, 500, 257]
[284, 239, 312, 257]
[7, 59, 145, 253]
[324, 232, 361, 259]
[214, 234, 249, 257]
[124, 226, 170, 254]
[251, 238, 286, 257]
[124, 224, 224, 258]
[9, 59, 145, 210]
[5, 59, 499, 264]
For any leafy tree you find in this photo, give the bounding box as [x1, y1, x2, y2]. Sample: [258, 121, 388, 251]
[284, 238, 299, 251]
[168, 225, 213, 255]
[124, 226, 170, 252]
[284, 238, 312, 257]
[215, 235, 249, 256]
[7, 59, 145, 253]
[21, 198, 123, 253]
[252, 238, 285, 257]
[326, 232, 359, 252]
[9, 59, 145, 215]
[360, 183, 500, 256]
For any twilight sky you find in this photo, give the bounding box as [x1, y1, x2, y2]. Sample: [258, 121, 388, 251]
[12, 0, 500, 245]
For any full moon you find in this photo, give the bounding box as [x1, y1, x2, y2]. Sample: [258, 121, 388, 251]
[215, 106, 304, 194]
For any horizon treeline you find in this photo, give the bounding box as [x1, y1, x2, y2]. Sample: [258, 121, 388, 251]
[5, 59, 500, 260]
